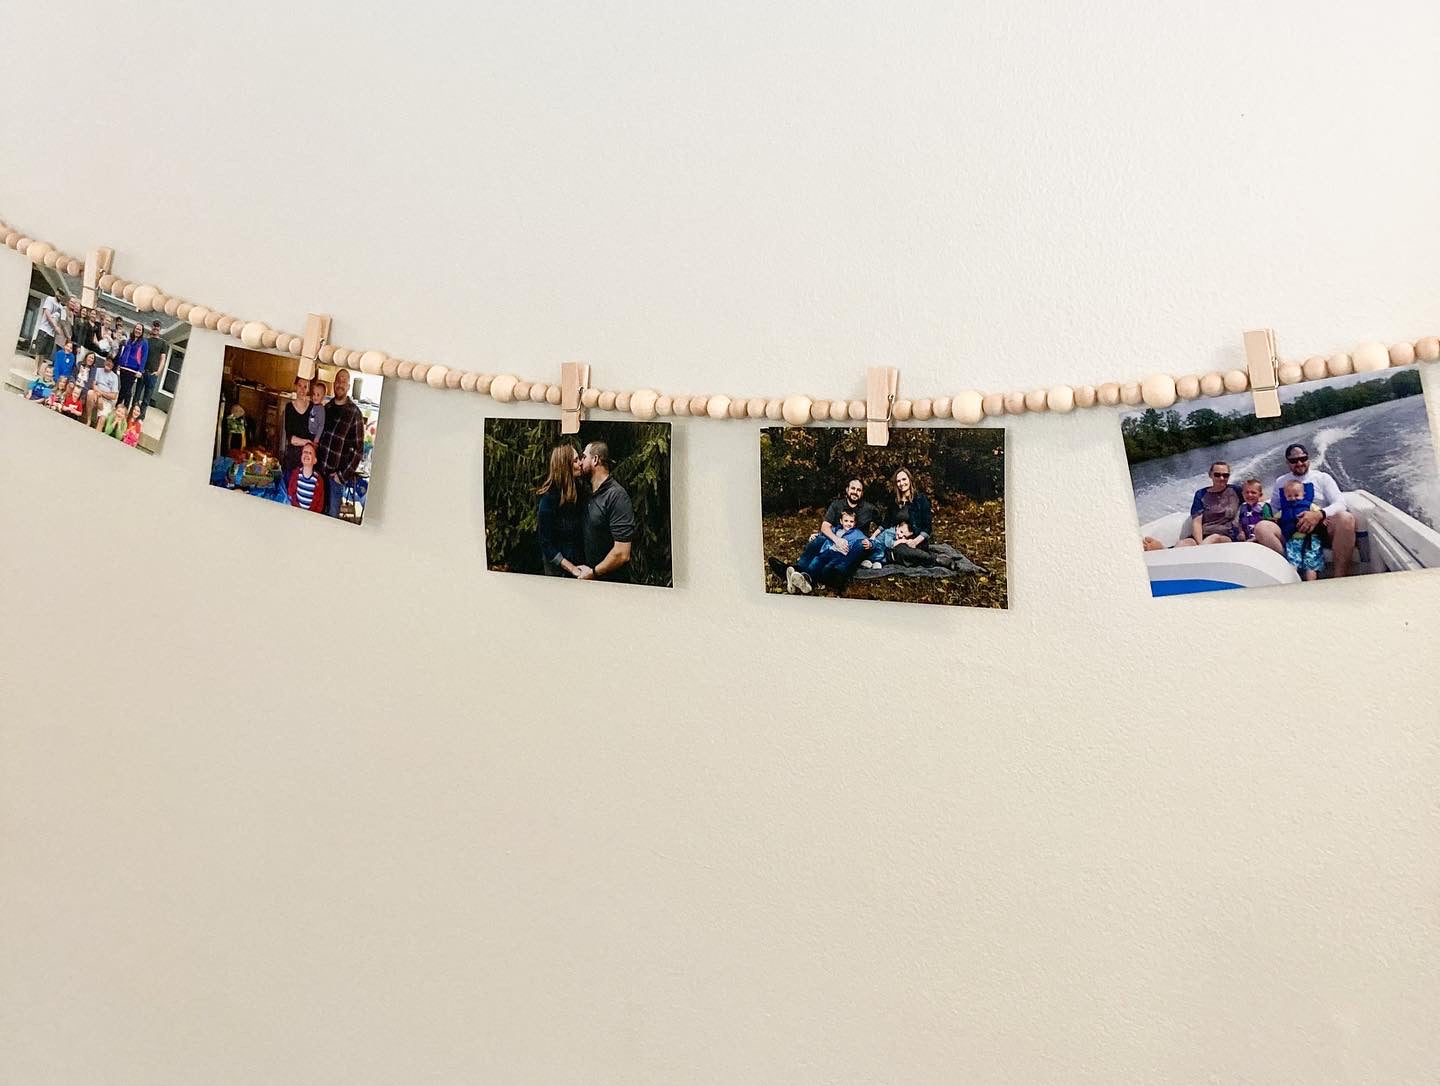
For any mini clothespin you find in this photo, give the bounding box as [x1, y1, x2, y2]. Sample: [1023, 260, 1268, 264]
[81, 247, 113, 309]
[298, 313, 332, 379]
[866, 366, 899, 445]
[1243, 328, 1281, 419]
[560, 361, 590, 434]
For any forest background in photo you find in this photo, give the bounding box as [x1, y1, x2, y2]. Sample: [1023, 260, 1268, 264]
[1122, 369, 1423, 464]
[483, 418, 673, 587]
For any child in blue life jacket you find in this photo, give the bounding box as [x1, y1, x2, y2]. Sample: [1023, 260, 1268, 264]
[1236, 478, 1273, 542]
[1278, 478, 1323, 580]
[26, 362, 54, 401]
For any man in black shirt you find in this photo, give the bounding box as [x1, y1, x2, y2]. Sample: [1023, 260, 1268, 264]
[137, 319, 167, 420]
[767, 477, 878, 594]
[576, 441, 636, 582]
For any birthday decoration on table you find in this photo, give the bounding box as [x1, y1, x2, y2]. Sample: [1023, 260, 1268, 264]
[4, 214, 1440, 602]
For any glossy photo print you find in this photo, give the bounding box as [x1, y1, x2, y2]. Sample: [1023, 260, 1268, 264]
[10, 266, 190, 453]
[1125, 365, 1440, 596]
[483, 419, 673, 588]
[209, 346, 384, 525]
[760, 426, 1007, 608]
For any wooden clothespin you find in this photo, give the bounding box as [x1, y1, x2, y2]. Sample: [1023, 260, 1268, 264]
[298, 313, 332, 379]
[1243, 328, 1281, 419]
[866, 366, 899, 445]
[81, 247, 114, 309]
[560, 361, 590, 434]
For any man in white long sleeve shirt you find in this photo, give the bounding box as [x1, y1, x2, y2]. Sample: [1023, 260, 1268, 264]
[1250, 442, 1357, 576]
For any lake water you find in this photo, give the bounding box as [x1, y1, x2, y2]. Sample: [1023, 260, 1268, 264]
[1127, 395, 1440, 528]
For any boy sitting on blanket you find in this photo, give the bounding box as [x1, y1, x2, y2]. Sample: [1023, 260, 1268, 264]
[861, 518, 915, 569]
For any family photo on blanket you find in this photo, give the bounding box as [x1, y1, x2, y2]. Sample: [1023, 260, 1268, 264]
[484, 418, 673, 588]
[761, 426, 1007, 609]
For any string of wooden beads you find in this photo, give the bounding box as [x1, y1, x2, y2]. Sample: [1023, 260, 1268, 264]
[4, 217, 1437, 430]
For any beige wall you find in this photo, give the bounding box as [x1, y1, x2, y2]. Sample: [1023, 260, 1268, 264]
[2, 3, 1439, 1083]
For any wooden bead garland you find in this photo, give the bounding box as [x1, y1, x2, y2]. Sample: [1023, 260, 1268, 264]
[954, 390, 984, 423]
[782, 395, 811, 426]
[1140, 374, 1176, 408]
[1390, 342, 1416, 367]
[1416, 337, 1440, 362]
[1047, 385, 1075, 413]
[1352, 342, 1388, 372]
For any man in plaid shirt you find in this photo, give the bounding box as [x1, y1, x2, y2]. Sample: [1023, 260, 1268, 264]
[315, 368, 365, 518]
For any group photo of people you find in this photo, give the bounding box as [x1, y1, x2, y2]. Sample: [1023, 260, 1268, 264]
[209, 346, 383, 525]
[761, 426, 1007, 609]
[483, 419, 673, 587]
[1125, 366, 1440, 596]
[10, 268, 189, 454]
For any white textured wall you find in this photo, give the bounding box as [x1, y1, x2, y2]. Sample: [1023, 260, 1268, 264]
[3, 3, 1439, 1083]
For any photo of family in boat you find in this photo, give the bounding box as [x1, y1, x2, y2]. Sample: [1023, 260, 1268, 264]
[1123, 365, 1440, 596]
[483, 419, 673, 588]
[761, 426, 1006, 608]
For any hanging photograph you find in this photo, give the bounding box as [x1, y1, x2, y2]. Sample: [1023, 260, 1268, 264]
[9, 265, 190, 454]
[483, 419, 673, 588]
[760, 426, 1007, 608]
[209, 345, 384, 525]
[1124, 365, 1440, 596]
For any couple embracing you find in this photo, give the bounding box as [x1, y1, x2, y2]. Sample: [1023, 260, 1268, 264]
[534, 442, 636, 582]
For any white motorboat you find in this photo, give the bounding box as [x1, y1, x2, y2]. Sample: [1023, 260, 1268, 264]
[1138, 489, 1440, 596]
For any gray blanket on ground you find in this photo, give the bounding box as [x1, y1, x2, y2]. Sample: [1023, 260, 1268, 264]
[851, 544, 986, 580]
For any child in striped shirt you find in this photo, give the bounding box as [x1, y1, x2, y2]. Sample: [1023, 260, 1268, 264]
[286, 442, 326, 513]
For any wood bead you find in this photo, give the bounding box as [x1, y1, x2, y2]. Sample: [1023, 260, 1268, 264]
[185, 305, 208, 327]
[43, 249, 62, 268]
[490, 374, 519, 402]
[1003, 391, 1027, 414]
[1047, 385, 1075, 413]
[460, 371, 479, 392]
[810, 399, 831, 420]
[701, 394, 727, 419]
[1023, 389, 1047, 413]
[828, 400, 848, 421]
[14, 237, 32, 253]
[581, 388, 601, 408]
[132, 284, 159, 311]
[65, 258, 82, 276]
[427, 364, 450, 387]
[1326, 352, 1354, 377]
[781, 395, 812, 426]
[617, 392, 634, 413]
[1120, 381, 1142, 405]
[545, 384, 561, 404]
[981, 393, 1005, 417]
[598, 390, 617, 411]
[1097, 383, 1121, 406]
[1198, 373, 1224, 397]
[932, 396, 953, 419]
[727, 397, 747, 419]
[333, 348, 353, 367]
[1222, 369, 1248, 393]
[1175, 375, 1201, 400]
[512, 379, 531, 398]
[912, 398, 935, 420]
[672, 396, 691, 417]
[1301, 356, 1327, 381]
[1415, 337, 1440, 362]
[953, 390, 984, 424]
[1352, 342, 1388, 372]
[446, 370, 464, 390]
[1074, 385, 1097, 409]
[893, 399, 913, 421]
[98, 272, 116, 291]
[317, 343, 337, 364]
[629, 390, 659, 420]
[764, 399, 783, 420]
[1278, 361, 1304, 385]
[25, 241, 52, 264]
[1141, 374, 1177, 409]
[745, 397, 767, 418]
[162, 297, 180, 317]
[397, 361, 416, 380]
[531, 381, 551, 402]
[121, 283, 138, 302]
[259, 328, 279, 349]
[2, 231, 19, 248]
[842, 399, 861, 420]
[1389, 342, 1416, 367]
[381, 357, 401, 378]
[688, 395, 710, 416]
[411, 364, 434, 384]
